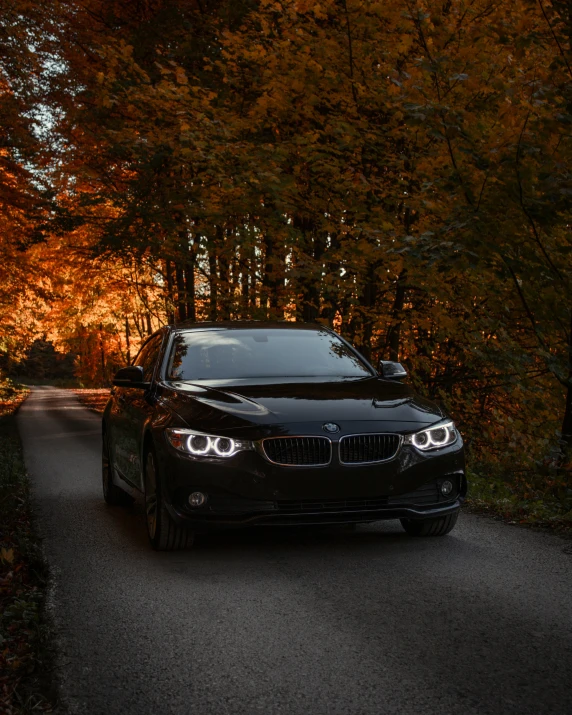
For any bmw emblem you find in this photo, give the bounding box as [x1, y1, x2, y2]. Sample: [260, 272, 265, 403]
[323, 422, 340, 434]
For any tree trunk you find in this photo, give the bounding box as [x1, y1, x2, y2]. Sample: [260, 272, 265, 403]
[320, 231, 341, 327]
[165, 259, 175, 324]
[133, 313, 144, 339]
[185, 239, 196, 322]
[263, 231, 284, 318]
[385, 269, 407, 362]
[175, 264, 187, 322]
[99, 323, 106, 384]
[208, 248, 218, 321]
[294, 216, 323, 322]
[241, 248, 250, 318]
[125, 317, 131, 364]
[218, 252, 231, 320]
[359, 264, 377, 362]
[230, 252, 239, 320]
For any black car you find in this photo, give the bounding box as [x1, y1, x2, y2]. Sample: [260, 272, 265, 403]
[102, 322, 466, 550]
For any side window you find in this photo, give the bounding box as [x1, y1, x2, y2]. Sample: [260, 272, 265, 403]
[133, 334, 163, 382]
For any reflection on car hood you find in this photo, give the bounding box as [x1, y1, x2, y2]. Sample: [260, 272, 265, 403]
[161, 376, 446, 431]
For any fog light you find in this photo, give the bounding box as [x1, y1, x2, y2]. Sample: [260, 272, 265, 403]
[188, 491, 207, 508]
[440, 480, 454, 496]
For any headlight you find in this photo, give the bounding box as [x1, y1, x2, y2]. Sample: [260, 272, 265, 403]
[403, 421, 457, 451]
[166, 428, 254, 458]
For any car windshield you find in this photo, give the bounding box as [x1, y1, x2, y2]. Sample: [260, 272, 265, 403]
[167, 328, 372, 381]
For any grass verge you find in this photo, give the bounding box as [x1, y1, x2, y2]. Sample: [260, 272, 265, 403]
[466, 469, 572, 533]
[0, 380, 57, 713]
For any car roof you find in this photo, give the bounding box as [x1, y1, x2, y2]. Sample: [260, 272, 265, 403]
[170, 321, 330, 333]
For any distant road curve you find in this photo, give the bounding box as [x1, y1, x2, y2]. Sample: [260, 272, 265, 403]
[17, 386, 572, 715]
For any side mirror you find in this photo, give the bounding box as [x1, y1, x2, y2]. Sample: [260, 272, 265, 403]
[378, 360, 407, 380]
[112, 365, 149, 388]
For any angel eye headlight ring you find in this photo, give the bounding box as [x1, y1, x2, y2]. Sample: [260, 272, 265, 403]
[187, 434, 211, 455]
[429, 427, 449, 447]
[213, 437, 234, 456]
[412, 431, 430, 449]
[166, 428, 253, 459]
[405, 422, 457, 451]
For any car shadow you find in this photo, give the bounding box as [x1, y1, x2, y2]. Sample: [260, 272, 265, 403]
[97, 494, 479, 562]
[77, 490, 486, 570]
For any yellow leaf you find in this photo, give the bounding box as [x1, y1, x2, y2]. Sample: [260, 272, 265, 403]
[1, 547, 14, 564]
[175, 67, 188, 85]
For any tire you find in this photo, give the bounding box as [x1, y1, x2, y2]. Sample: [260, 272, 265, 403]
[102, 433, 131, 506]
[400, 510, 459, 537]
[143, 446, 194, 551]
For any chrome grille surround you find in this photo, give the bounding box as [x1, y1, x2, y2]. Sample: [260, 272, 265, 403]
[261, 436, 332, 467]
[339, 433, 402, 465]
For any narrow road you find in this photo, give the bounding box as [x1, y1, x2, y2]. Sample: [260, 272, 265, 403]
[17, 386, 572, 715]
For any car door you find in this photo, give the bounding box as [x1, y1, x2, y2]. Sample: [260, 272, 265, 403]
[112, 332, 165, 488]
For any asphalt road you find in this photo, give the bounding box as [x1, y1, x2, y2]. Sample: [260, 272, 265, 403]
[17, 386, 572, 715]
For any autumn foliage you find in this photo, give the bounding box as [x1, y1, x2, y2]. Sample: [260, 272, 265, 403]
[1, 0, 572, 478]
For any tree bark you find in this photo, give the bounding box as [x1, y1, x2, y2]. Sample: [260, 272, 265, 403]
[99, 323, 106, 383]
[359, 263, 378, 362]
[294, 216, 323, 322]
[385, 269, 407, 362]
[241, 247, 250, 318]
[185, 259, 196, 322]
[218, 251, 231, 320]
[175, 264, 187, 322]
[262, 231, 284, 317]
[125, 317, 131, 364]
[208, 247, 218, 321]
[165, 259, 175, 324]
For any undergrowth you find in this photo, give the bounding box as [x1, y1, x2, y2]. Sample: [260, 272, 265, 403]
[0, 382, 57, 713]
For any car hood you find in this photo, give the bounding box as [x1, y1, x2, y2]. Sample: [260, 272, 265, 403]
[159, 376, 446, 434]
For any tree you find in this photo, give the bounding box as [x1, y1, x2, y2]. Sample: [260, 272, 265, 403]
[2, 0, 572, 474]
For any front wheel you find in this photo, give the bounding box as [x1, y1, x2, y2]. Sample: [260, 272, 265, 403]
[144, 447, 194, 551]
[400, 510, 459, 537]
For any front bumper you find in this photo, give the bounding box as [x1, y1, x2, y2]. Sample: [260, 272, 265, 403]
[155, 433, 466, 531]
[172, 486, 464, 530]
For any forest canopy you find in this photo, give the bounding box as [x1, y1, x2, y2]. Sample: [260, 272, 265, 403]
[1, 0, 572, 479]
